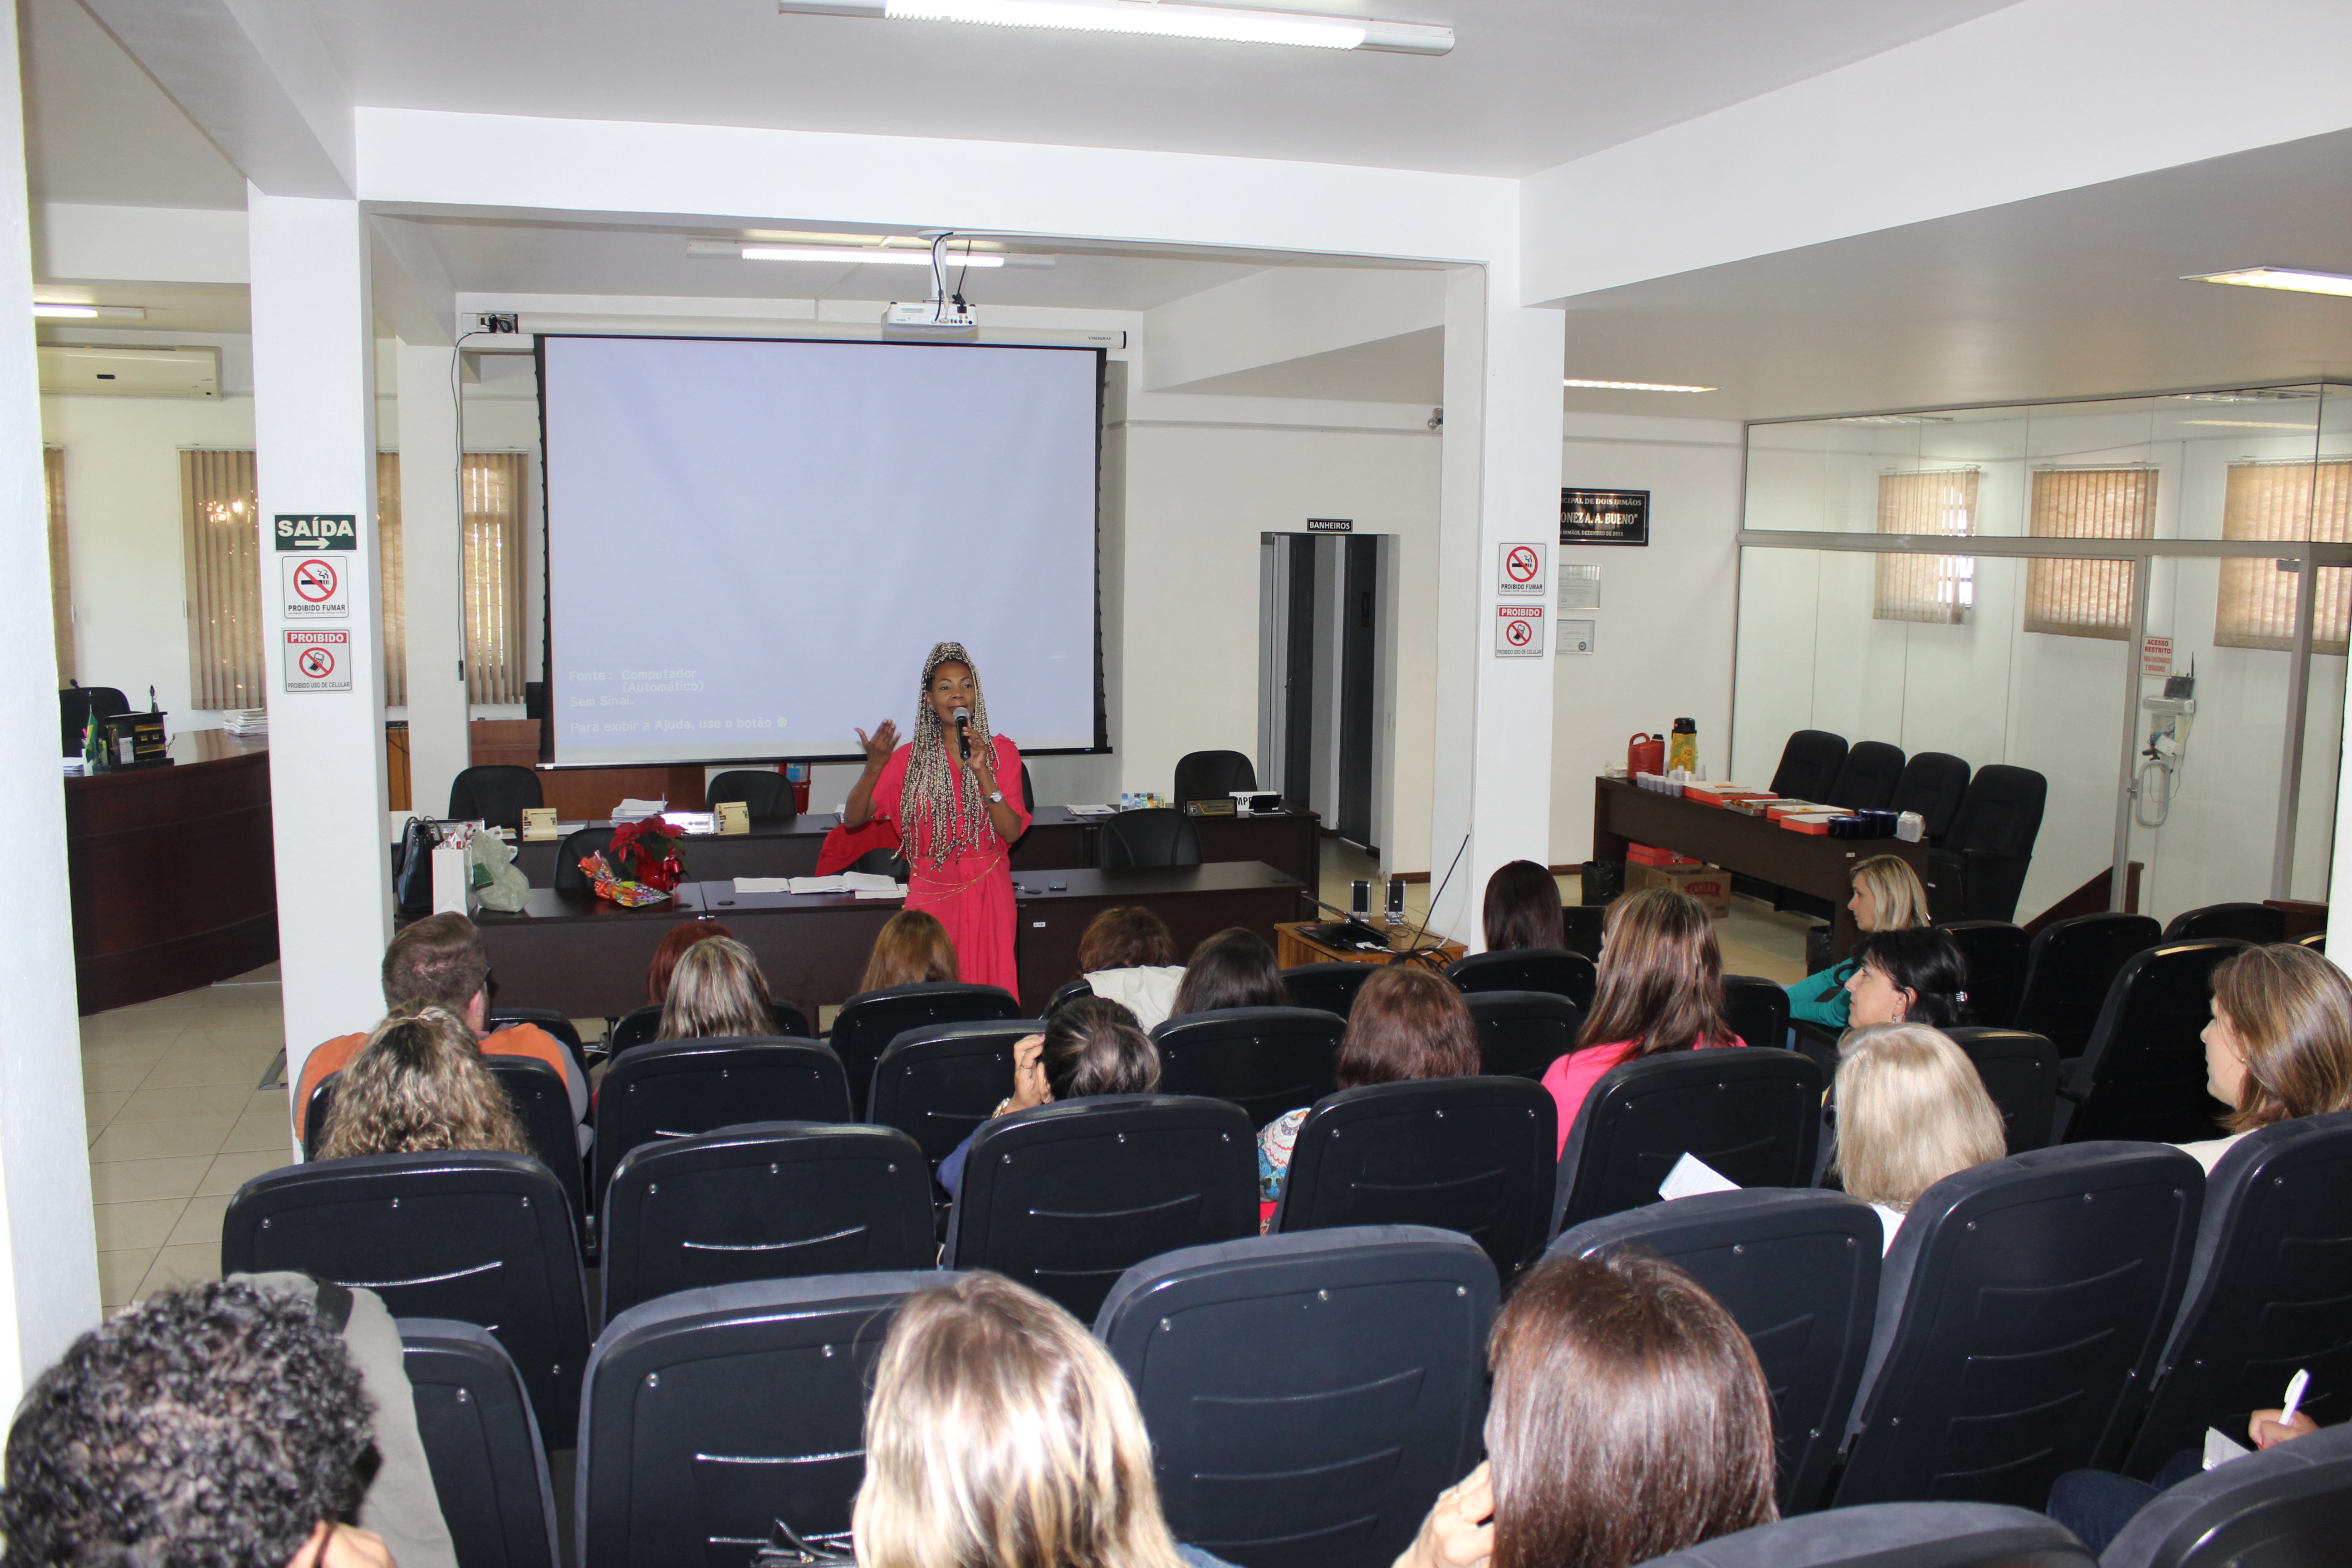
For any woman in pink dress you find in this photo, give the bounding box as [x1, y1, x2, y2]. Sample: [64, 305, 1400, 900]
[844, 642, 1030, 994]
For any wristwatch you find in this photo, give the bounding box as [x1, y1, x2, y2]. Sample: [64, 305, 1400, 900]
[986, 789, 1004, 804]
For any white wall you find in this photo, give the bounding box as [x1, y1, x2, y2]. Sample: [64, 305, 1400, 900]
[1549, 413, 1745, 864]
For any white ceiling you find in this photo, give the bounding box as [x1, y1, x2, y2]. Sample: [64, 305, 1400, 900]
[22, 0, 247, 208]
[1550, 126, 2352, 422]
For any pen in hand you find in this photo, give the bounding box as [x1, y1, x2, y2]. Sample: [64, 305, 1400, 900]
[2280, 1369, 2311, 1426]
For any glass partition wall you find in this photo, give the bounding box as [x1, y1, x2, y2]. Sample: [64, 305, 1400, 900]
[1734, 384, 2352, 925]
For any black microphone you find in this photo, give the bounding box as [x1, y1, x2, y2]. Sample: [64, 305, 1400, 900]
[952, 705, 971, 761]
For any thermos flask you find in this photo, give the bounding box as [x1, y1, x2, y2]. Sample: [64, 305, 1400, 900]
[1668, 718, 1698, 774]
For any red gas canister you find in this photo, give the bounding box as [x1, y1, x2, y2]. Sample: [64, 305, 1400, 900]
[1628, 733, 1665, 775]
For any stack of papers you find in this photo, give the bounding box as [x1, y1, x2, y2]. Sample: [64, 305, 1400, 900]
[61, 756, 83, 775]
[221, 709, 268, 735]
[732, 872, 903, 896]
[1067, 804, 1117, 816]
[658, 811, 717, 835]
[612, 798, 667, 821]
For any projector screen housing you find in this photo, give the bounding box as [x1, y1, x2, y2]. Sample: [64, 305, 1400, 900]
[537, 333, 1107, 767]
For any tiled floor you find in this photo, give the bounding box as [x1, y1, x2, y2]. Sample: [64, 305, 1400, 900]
[83, 963, 292, 1310]
[1315, 838, 1812, 985]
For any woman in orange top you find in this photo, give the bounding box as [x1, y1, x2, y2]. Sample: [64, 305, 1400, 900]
[845, 642, 1030, 994]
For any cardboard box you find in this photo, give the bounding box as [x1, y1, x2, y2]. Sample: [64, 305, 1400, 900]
[1631, 861, 1731, 916]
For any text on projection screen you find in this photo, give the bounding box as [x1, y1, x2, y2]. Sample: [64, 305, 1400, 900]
[543, 334, 1099, 766]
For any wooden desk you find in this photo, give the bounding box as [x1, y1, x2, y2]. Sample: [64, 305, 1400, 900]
[474, 863, 1311, 1019]
[1591, 778, 1928, 959]
[66, 731, 275, 1013]
[1276, 921, 1465, 970]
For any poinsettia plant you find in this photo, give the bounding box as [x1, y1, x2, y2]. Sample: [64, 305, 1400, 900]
[607, 818, 688, 892]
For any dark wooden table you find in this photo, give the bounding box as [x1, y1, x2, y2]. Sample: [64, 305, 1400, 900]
[473, 863, 1311, 1019]
[509, 808, 1318, 889]
[1592, 778, 1928, 959]
[67, 731, 276, 1014]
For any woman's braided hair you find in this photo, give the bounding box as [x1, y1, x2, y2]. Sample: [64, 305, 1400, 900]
[902, 641, 996, 870]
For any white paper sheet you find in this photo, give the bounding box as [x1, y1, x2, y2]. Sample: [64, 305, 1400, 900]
[1658, 1152, 1741, 1201]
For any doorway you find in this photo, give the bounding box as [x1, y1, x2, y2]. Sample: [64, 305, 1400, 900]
[1258, 532, 1395, 853]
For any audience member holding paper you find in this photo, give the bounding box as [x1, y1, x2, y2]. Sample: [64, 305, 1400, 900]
[862, 910, 960, 991]
[2046, 1368, 2323, 1552]
[655, 936, 782, 1041]
[1828, 1023, 2007, 1252]
[1540, 888, 1745, 1156]
[843, 641, 1030, 993]
[2177, 943, 2352, 1174]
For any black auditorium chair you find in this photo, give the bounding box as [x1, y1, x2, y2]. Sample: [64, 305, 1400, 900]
[1465, 990, 1581, 1079]
[1825, 740, 1906, 812]
[2163, 901, 2287, 944]
[2056, 939, 2247, 1145]
[1553, 1189, 1882, 1516]
[1937, 920, 2029, 1030]
[850, 845, 910, 880]
[1044, 977, 1095, 1016]
[1724, 975, 1791, 1053]
[1149, 1007, 1343, 1129]
[1100, 807, 1203, 868]
[577, 1273, 937, 1568]
[592, 1039, 851, 1205]
[1551, 1049, 1823, 1235]
[2011, 912, 2162, 1060]
[1889, 751, 1972, 844]
[1828, 1143, 2203, 1508]
[867, 1020, 1043, 1171]
[221, 1152, 592, 1443]
[944, 1095, 1257, 1321]
[609, 996, 812, 1055]
[397, 1319, 561, 1568]
[1925, 764, 2046, 923]
[1940, 1027, 2061, 1154]
[485, 1007, 590, 1075]
[2122, 1111, 2352, 1475]
[1173, 749, 1257, 804]
[59, 684, 129, 755]
[1272, 1078, 1556, 1279]
[1446, 947, 1597, 1010]
[1097, 1228, 1496, 1568]
[2106, 1422, 2352, 1568]
[704, 769, 797, 818]
[1559, 903, 1604, 960]
[1769, 730, 1850, 804]
[480, 1056, 590, 1245]
[1281, 961, 1374, 1018]
[1637, 1504, 2096, 1568]
[447, 765, 544, 830]
[830, 982, 1021, 1119]
[302, 1074, 339, 1161]
[599, 1123, 936, 1319]
[551, 826, 617, 895]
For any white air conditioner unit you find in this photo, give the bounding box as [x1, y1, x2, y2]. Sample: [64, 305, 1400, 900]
[38, 344, 220, 397]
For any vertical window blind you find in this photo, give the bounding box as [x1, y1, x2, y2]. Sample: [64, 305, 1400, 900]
[2024, 467, 2156, 640]
[45, 448, 72, 684]
[182, 449, 530, 711]
[2214, 459, 2352, 655]
[179, 450, 265, 709]
[1874, 468, 1979, 624]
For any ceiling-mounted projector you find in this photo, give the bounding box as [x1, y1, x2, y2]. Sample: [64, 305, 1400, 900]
[883, 299, 977, 336]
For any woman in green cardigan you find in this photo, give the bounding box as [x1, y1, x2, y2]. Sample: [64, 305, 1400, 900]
[1786, 854, 1932, 1030]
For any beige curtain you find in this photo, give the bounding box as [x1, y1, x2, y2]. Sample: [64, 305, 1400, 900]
[377, 453, 406, 706]
[2024, 467, 2156, 640]
[2215, 459, 2352, 656]
[180, 450, 265, 709]
[45, 448, 72, 683]
[464, 453, 528, 705]
[1874, 468, 1978, 624]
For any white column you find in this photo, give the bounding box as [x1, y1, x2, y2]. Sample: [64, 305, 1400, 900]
[397, 343, 468, 820]
[1428, 265, 1567, 948]
[0, 0, 99, 1392]
[249, 189, 391, 1095]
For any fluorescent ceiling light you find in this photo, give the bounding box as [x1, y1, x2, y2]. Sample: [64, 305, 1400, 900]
[743, 244, 1004, 266]
[2185, 267, 2352, 298]
[1563, 377, 1717, 393]
[32, 302, 145, 320]
[779, 0, 1451, 54]
[33, 303, 97, 318]
[2181, 420, 2314, 429]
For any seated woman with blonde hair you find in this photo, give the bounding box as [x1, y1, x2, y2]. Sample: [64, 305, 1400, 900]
[853, 1270, 1223, 1568]
[860, 908, 960, 993]
[655, 935, 782, 1041]
[1785, 853, 1931, 1032]
[2183, 941, 2352, 1172]
[318, 1003, 530, 1161]
[1830, 1022, 2008, 1252]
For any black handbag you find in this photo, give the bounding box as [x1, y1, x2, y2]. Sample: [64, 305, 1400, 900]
[394, 817, 441, 917]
